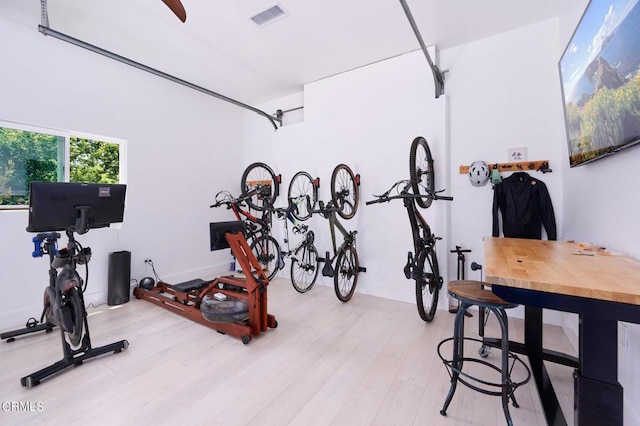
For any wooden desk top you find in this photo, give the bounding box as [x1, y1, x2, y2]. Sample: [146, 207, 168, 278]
[484, 237, 640, 306]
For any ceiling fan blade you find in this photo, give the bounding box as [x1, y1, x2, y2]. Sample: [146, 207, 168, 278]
[162, 0, 187, 22]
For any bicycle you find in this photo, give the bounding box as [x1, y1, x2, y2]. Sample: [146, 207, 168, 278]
[268, 196, 320, 293]
[366, 136, 453, 321]
[210, 189, 282, 281]
[310, 164, 365, 302]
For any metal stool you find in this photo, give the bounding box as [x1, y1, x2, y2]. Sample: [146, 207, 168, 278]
[438, 280, 531, 425]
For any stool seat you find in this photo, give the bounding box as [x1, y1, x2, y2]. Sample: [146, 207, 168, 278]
[448, 280, 518, 309]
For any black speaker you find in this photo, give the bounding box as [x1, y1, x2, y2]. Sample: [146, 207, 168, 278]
[108, 251, 131, 306]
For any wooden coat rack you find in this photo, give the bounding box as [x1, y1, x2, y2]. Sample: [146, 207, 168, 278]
[459, 160, 551, 175]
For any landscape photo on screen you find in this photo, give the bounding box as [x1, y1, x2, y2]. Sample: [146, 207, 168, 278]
[559, 0, 640, 166]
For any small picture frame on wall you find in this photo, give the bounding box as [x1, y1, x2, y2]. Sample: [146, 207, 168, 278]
[508, 147, 528, 162]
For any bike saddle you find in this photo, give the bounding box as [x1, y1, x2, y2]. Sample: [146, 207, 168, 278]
[404, 252, 414, 280]
[322, 251, 335, 277]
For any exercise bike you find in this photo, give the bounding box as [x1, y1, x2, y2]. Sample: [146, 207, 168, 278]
[3, 181, 129, 388]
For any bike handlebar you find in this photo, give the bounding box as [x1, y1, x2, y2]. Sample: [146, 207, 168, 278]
[366, 182, 453, 205]
[307, 199, 340, 219]
[210, 189, 254, 209]
[271, 199, 298, 220]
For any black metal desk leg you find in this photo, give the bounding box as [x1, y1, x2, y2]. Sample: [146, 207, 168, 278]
[575, 316, 623, 426]
[525, 306, 567, 426]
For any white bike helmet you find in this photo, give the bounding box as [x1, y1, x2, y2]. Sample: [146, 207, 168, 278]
[468, 161, 490, 187]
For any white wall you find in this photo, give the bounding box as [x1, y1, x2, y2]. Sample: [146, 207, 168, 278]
[558, 1, 640, 424]
[244, 50, 451, 308]
[0, 12, 247, 328]
[246, 12, 640, 425]
[441, 19, 566, 324]
[246, 19, 568, 316]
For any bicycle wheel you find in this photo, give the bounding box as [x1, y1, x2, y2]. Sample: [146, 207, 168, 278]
[290, 241, 319, 293]
[409, 136, 435, 209]
[249, 235, 281, 281]
[288, 171, 317, 221]
[241, 162, 279, 211]
[415, 247, 440, 322]
[330, 164, 359, 220]
[334, 244, 359, 302]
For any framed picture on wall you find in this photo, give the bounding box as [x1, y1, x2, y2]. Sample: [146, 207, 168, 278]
[559, 0, 640, 167]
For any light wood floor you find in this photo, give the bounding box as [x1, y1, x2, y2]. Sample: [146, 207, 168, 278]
[0, 278, 576, 425]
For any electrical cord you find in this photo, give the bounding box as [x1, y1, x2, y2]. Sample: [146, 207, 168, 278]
[146, 259, 162, 283]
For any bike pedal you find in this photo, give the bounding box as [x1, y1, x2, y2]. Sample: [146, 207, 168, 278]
[358, 266, 367, 273]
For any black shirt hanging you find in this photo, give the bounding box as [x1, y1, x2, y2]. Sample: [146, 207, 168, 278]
[492, 172, 556, 240]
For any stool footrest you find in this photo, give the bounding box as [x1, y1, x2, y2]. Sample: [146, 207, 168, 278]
[437, 336, 531, 396]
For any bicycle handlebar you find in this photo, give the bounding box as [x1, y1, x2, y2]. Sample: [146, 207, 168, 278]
[210, 189, 255, 209]
[366, 192, 453, 204]
[271, 199, 298, 220]
[307, 199, 340, 219]
[366, 179, 453, 205]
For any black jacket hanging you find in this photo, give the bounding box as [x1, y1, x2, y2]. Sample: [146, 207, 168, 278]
[492, 172, 556, 240]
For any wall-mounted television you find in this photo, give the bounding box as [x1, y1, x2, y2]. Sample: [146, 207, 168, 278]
[559, 0, 640, 167]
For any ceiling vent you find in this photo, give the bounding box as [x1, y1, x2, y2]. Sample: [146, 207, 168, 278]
[250, 3, 288, 27]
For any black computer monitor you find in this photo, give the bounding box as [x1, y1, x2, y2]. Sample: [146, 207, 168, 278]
[209, 221, 246, 251]
[27, 181, 127, 234]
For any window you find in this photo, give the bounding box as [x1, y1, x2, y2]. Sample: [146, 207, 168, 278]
[0, 120, 125, 208]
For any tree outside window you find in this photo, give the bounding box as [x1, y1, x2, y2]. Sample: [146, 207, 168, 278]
[0, 123, 122, 207]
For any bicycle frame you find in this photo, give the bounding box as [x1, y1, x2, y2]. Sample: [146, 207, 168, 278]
[315, 201, 357, 277]
[405, 194, 435, 258]
[212, 189, 272, 241]
[230, 202, 271, 235]
[272, 197, 309, 257]
[365, 180, 449, 281]
[327, 209, 355, 262]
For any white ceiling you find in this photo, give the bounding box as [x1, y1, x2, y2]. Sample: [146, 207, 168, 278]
[3, 0, 561, 105]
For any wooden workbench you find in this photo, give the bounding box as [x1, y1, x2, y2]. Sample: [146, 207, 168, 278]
[484, 237, 640, 426]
